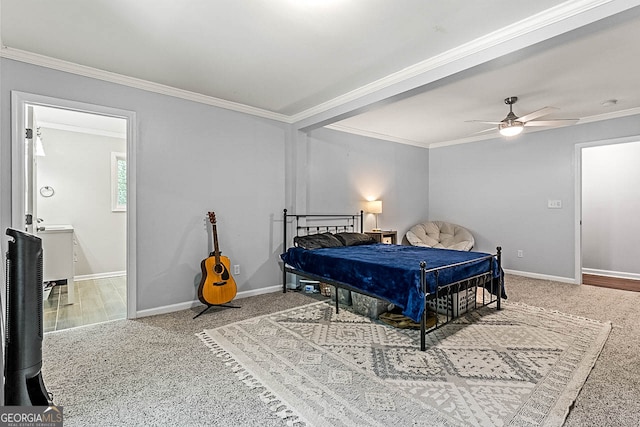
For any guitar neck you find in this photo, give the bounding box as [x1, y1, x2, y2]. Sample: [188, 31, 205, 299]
[212, 223, 222, 263]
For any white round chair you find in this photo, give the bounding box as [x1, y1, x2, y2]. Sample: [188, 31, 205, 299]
[404, 221, 474, 251]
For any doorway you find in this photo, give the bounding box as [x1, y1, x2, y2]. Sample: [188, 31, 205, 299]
[575, 137, 640, 291]
[11, 91, 137, 328]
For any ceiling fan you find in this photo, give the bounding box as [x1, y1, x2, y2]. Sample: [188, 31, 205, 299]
[468, 96, 578, 137]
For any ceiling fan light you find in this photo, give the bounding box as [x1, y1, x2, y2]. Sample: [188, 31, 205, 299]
[499, 121, 524, 137]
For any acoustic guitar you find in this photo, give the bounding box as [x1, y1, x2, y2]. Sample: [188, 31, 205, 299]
[197, 212, 237, 307]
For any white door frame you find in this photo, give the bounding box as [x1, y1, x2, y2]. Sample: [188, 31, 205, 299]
[11, 91, 137, 319]
[573, 135, 640, 284]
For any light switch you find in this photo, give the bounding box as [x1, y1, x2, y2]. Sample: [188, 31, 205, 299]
[547, 199, 562, 209]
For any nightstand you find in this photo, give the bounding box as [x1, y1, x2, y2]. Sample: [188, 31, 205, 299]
[365, 230, 397, 245]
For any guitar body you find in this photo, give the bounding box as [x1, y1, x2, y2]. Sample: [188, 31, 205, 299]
[198, 254, 237, 305]
[197, 212, 238, 307]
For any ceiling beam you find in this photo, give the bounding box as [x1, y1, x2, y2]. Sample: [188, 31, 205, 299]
[292, 0, 640, 133]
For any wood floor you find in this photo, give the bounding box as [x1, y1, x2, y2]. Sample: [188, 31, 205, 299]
[44, 276, 126, 333]
[583, 273, 640, 292]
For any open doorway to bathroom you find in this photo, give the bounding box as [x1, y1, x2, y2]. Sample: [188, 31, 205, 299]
[11, 92, 137, 332]
[576, 138, 640, 292]
[35, 106, 127, 331]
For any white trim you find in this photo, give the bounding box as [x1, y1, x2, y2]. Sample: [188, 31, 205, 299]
[0, 47, 290, 124]
[136, 300, 203, 318]
[582, 268, 640, 281]
[136, 285, 282, 318]
[74, 271, 126, 282]
[125, 110, 138, 320]
[324, 124, 429, 148]
[10, 91, 138, 320]
[578, 106, 640, 124]
[327, 110, 640, 150]
[503, 269, 576, 284]
[44, 317, 126, 334]
[38, 120, 126, 139]
[574, 143, 583, 285]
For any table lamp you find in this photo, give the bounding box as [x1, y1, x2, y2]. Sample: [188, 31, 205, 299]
[366, 200, 382, 231]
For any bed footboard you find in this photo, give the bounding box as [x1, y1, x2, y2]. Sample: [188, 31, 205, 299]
[419, 247, 502, 351]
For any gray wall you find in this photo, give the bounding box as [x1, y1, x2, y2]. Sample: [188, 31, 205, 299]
[429, 115, 640, 280]
[305, 127, 429, 237]
[4, 58, 639, 309]
[37, 127, 127, 277]
[582, 141, 640, 275]
[1, 58, 287, 311]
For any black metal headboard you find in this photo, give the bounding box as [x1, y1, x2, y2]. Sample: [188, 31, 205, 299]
[281, 208, 364, 293]
[282, 208, 364, 244]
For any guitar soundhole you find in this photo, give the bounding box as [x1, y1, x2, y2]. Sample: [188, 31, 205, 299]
[214, 264, 230, 280]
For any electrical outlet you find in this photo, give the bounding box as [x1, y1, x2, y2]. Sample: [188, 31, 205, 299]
[233, 265, 240, 275]
[517, 250, 524, 258]
[547, 199, 562, 209]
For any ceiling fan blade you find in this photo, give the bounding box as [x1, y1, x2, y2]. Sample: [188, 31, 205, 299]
[472, 127, 497, 135]
[517, 106, 558, 123]
[523, 119, 579, 127]
[465, 120, 501, 125]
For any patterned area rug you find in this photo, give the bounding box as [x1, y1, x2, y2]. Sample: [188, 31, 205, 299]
[198, 301, 610, 427]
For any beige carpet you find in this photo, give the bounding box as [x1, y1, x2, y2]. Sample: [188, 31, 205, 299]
[199, 300, 611, 426]
[503, 274, 640, 427]
[41, 275, 639, 426]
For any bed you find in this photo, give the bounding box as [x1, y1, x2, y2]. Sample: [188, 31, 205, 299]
[280, 209, 504, 351]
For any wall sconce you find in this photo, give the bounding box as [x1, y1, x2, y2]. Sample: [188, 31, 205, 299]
[365, 200, 382, 231]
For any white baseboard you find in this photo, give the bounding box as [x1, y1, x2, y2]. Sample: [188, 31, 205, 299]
[503, 269, 577, 284]
[129, 270, 594, 318]
[582, 268, 640, 281]
[75, 271, 126, 281]
[136, 300, 203, 318]
[235, 284, 283, 299]
[135, 284, 283, 318]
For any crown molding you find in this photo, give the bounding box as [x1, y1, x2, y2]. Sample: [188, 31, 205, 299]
[0, 46, 292, 124]
[326, 122, 506, 149]
[428, 106, 640, 148]
[578, 106, 640, 123]
[324, 124, 429, 149]
[331, 106, 640, 150]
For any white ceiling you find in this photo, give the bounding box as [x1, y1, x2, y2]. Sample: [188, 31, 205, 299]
[2, 0, 640, 147]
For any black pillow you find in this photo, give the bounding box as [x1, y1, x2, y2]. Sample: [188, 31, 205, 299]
[294, 232, 344, 249]
[334, 232, 376, 246]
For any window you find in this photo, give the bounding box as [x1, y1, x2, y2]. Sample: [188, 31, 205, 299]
[111, 152, 127, 211]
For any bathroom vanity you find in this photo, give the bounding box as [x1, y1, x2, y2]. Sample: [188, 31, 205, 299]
[39, 225, 75, 304]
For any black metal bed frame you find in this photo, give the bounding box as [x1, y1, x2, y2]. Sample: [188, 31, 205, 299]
[281, 209, 503, 351]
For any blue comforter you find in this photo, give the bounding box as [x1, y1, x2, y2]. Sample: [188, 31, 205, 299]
[281, 244, 502, 322]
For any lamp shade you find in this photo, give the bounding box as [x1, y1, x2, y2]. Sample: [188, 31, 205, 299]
[365, 200, 382, 214]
